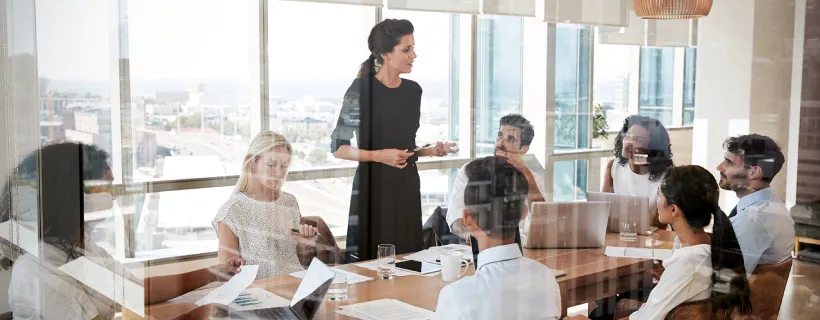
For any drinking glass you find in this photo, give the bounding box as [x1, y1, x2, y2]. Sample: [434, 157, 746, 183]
[326, 272, 348, 301]
[620, 221, 638, 242]
[377, 244, 396, 279]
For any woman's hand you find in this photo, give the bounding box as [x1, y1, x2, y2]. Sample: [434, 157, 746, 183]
[291, 224, 319, 247]
[207, 263, 242, 282]
[376, 149, 414, 168]
[224, 256, 246, 268]
[429, 141, 458, 157]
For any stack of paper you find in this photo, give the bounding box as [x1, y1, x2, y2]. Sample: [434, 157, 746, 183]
[404, 244, 473, 265]
[604, 247, 674, 260]
[290, 267, 373, 284]
[353, 260, 440, 277]
[337, 299, 434, 320]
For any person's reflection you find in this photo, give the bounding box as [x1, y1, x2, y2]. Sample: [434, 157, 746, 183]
[1, 142, 242, 319]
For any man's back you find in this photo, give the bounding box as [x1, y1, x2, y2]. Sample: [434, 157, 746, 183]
[731, 188, 795, 273]
[433, 244, 561, 320]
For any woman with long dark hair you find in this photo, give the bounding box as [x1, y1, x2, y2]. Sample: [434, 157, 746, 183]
[330, 19, 457, 262]
[1, 142, 242, 319]
[574, 165, 752, 319]
[603, 115, 674, 227]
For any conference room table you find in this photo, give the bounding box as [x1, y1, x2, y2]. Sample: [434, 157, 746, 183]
[143, 230, 676, 319]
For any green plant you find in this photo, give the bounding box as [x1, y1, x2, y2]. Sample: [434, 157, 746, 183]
[592, 103, 609, 140]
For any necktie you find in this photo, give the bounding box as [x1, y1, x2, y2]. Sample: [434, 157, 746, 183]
[728, 206, 738, 218]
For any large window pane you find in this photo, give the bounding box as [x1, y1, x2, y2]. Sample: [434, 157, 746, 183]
[639, 47, 674, 107]
[554, 160, 588, 201]
[128, 0, 255, 181]
[268, 1, 373, 170]
[593, 39, 632, 133]
[683, 48, 697, 125]
[476, 15, 523, 156]
[639, 107, 673, 126]
[554, 25, 592, 151]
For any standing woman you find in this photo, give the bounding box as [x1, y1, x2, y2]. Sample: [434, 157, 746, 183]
[331, 19, 457, 262]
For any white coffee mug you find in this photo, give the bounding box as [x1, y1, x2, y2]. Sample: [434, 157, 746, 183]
[440, 251, 468, 282]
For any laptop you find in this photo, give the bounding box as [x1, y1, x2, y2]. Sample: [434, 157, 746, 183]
[228, 258, 335, 320]
[586, 191, 654, 235]
[524, 201, 610, 249]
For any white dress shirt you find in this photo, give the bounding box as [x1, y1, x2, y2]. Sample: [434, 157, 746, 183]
[433, 243, 561, 320]
[630, 244, 713, 320]
[447, 163, 547, 236]
[729, 188, 795, 274]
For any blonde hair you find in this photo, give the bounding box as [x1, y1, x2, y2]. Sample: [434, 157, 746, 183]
[234, 131, 293, 194]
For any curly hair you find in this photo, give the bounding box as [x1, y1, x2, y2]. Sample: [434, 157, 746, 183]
[612, 115, 674, 182]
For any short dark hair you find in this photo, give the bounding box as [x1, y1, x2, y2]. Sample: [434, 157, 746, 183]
[499, 114, 535, 147]
[463, 156, 529, 239]
[722, 134, 785, 183]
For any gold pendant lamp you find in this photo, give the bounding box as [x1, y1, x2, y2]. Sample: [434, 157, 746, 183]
[634, 0, 712, 19]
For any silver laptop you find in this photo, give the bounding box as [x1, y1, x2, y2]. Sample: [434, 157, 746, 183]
[586, 191, 654, 235]
[524, 201, 610, 249]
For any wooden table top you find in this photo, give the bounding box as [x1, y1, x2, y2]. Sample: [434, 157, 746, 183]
[143, 230, 675, 319]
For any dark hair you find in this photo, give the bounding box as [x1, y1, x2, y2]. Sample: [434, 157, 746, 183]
[660, 165, 752, 314]
[462, 156, 529, 239]
[722, 134, 785, 183]
[0, 142, 111, 268]
[612, 115, 674, 182]
[499, 114, 535, 147]
[357, 19, 414, 78]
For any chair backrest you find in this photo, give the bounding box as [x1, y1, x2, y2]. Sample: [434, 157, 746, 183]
[300, 216, 344, 265]
[749, 258, 793, 320]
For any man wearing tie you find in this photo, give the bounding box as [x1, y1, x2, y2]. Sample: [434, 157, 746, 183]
[716, 134, 794, 274]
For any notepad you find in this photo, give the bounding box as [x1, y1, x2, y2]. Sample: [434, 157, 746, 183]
[605, 246, 673, 260]
[337, 299, 434, 320]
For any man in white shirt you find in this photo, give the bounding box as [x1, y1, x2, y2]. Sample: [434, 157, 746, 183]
[447, 114, 547, 256]
[717, 134, 794, 274]
[433, 156, 562, 320]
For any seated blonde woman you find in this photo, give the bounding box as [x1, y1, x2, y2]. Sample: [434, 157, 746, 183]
[213, 131, 319, 279]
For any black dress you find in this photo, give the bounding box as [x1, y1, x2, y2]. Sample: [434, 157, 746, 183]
[330, 75, 424, 263]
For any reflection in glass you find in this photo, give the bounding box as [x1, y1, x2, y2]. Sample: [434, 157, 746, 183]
[554, 25, 592, 151]
[683, 48, 697, 125]
[639, 47, 674, 107]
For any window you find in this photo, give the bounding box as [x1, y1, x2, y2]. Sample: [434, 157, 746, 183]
[639, 47, 674, 126]
[554, 24, 591, 201]
[475, 15, 523, 156]
[683, 47, 697, 125]
[35, 0, 116, 179]
[554, 24, 592, 151]
[128, 0, 256, 181]
[593, 39, 632, 133]
[268, 1, 374, 170]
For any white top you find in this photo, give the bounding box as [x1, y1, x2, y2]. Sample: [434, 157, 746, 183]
[630, 244, 713, 320]
[447, 163, 547, 236]
[213, 192, 305, 279]
[610, 160, 663, 212]
[730, 188, 795, 274]
[433, 244, 562, 320]
[9, 240, 138, 320]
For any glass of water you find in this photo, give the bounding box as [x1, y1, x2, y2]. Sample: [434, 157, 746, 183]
[620, 221, 638, 242]
[326, 272, 348, 301]
[377, 244, 396, 279]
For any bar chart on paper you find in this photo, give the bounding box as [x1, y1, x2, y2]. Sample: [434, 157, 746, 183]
[229, 288, 291, 311]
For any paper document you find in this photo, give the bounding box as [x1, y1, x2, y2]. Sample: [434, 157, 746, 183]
[291, 259, 336, 307]
[404, 244, 473, 265]
[290, 267, 373, 284]
[196, 265, 259, 306]
[337, 299, 434, 320]
[228, 288, 290, 311]
[354, 260, 440, 277]
[552, 269, 567, 278]
[58, 257, 145, 317]
[604, 247, 673, 260]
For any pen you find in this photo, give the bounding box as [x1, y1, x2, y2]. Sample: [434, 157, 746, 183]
[291, 228, 321, 237]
